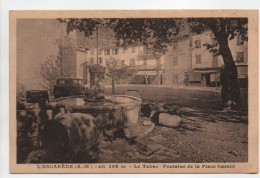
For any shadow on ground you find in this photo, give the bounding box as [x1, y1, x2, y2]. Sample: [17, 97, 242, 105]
[100, 86, 248, 163]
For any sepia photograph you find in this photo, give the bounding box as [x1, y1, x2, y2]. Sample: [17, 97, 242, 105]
[9, 10, 258, 173]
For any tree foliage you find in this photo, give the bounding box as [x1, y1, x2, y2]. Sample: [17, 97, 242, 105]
[105, 56, 138, 80]
[39, 54, 61, 94]
[39, 35, 75, 94]
[58, 18, 247, 57]
[105, 56, 138, 94]
[57, 18, 104, 37]
[188, 18, 248, 56]
[107, 18, 179, 54]
[58, 18, 179, 54]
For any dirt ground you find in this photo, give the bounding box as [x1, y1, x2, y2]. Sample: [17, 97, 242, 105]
[97, 86, 248, 163]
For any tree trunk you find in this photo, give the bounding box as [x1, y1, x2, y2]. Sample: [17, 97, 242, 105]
[218, 39, 241, 108]
[112, 77, 116, 94]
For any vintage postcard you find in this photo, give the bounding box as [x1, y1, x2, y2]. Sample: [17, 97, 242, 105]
[10, 10, 258, 173]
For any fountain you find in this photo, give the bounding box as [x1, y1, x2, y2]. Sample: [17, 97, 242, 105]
[40, 64, 154, 162]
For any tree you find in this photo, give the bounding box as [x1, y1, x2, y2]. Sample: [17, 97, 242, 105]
[188, 18, 248, 107]
[105, 56, 138, 94]
[39, 35, 75, 94]
[39, 54, 61, 94]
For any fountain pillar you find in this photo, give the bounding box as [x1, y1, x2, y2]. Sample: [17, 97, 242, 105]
[88, 64, 106, 100]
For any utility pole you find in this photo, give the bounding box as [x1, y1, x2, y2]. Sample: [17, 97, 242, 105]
[61, 45, 63, 76]
[96, 26, 99, 64]
[60, 23, 63, 76]
[188, 34, 193, 86]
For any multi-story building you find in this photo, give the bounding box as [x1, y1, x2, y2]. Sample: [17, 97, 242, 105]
[164, 36, 192, 86]
[61, 47, 88, 79]
[62, 29, 247, 88]
[59, 29, 89, 79]
[83, 43, 165, 85]
[190, 30, 248, 87]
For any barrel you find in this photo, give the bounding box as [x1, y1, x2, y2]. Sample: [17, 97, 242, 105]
[41, 113, 100, 162]
[69, 104, 126, 140]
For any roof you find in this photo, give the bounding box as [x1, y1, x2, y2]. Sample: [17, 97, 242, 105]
[194, 70, 219, 74]
[193, 67, 220, 74]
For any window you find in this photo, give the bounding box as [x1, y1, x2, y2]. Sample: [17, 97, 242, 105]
[90, 58, 94, 65]
[99, 57, 103, 64]
[115, 48, 119, 55]
[195, 40, 201, 48]
[91, 49, 94, 55]
[143, 58, 147, 66]
[105, 49, 110, 55]
[196, 55, 201, 64]
[173, 57, 178, 66]
[130, 58, 135, 66]
[212, 55, 218, 67]
[98, 49, 102, 55]
[237, 36, 244, 46]
[236, 52, 244, 63]
[173, 41, 178, 50]
[132, 47, 135, 53]
[173, 75, 178, 84]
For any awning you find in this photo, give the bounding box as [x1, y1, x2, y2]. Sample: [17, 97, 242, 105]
[135, 71, 157, 76]
[193, 67, 220, 74]
[194, 70, 219, 74]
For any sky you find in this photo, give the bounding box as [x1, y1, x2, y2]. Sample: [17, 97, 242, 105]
[16, 19, 116, 90]
[17, 19, 67, 90]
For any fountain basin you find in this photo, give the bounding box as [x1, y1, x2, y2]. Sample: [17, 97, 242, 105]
[56, 95, 142, 126]
[54, 94, 155, 139]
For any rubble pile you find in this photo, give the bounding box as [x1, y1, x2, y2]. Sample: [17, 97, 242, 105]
[17, 98, 109, 163]
[16, 86, 183, 163]
[16, 99, 67, 163]
[141, 102, 182, 128]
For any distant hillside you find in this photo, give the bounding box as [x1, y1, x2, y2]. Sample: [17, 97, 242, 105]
[76, 26, 116, 49]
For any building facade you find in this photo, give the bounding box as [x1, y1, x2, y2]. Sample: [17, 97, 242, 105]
[62, 30, 248, 88]
[190, 31, 248, 87]
[83, 44, 165, 85]
[164, 37, 191, 86]
[61, 47, 88, 79]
